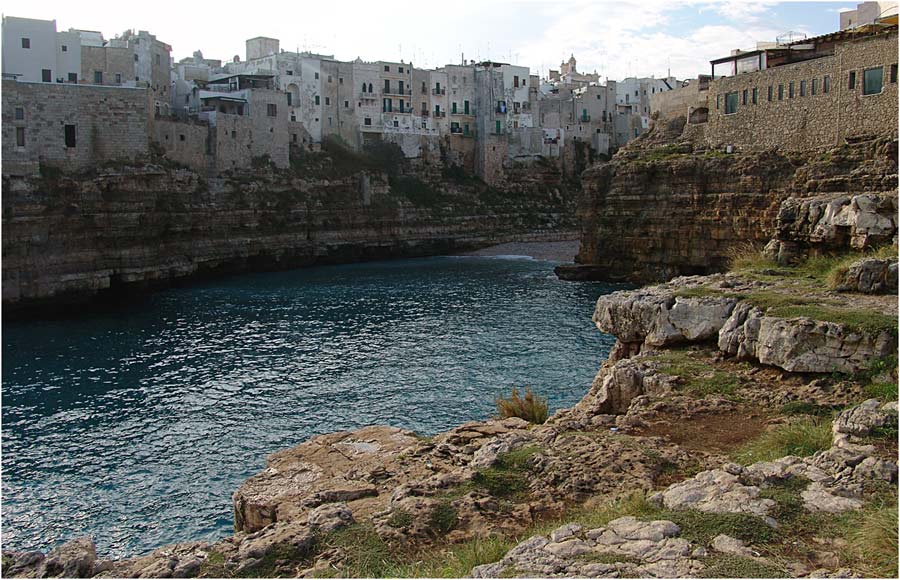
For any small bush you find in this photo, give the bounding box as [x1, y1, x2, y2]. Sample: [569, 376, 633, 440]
[732, 417, 832, 464]
[728, 243, 776, 272]
[496, 387, 549, 424]
[428, 500, 459, 535]
[387, 509, 414, 528]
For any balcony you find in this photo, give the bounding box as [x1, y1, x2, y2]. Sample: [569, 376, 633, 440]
[383, 88, 412, 96]
[420, 109, 429, 117]
[431, 87, 446, 95]
[432, 110, 446, 118]
[450, 109, 475, 117]
[580, 115, 591, 122]
[384, 106, 413, 114]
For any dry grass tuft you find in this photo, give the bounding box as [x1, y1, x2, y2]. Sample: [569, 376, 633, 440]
[496, 387, 549, 424]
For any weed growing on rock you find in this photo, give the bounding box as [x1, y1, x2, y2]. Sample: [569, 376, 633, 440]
[496, 387, 549, 424]
[428, 500, 459, 535]
[655, 351, 741, 399]
[732, 417, 832, 464]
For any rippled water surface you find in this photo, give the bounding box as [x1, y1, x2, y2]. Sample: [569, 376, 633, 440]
[3, 256, 618, 558]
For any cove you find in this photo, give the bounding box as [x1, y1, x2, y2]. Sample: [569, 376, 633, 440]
[2, 256, 619, 558]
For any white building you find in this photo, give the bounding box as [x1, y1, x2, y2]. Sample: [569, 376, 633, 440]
[2, 16, 60, 82]
[840, 1, 898, 28]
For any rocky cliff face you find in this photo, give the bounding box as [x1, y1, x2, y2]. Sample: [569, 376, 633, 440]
[569, 132, 897, 284]
[2, 160, 577, 315]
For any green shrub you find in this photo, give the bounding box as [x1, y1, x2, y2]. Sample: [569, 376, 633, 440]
[732, 417, 832, 464]
[428, 500, 459, 535]
[699, 555, 786, 578]
[496, 387, 549, 424]
[846, 498, 899, 578]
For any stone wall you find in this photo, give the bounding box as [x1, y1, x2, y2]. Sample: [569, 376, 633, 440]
[154, 119, 210, 173]
[649, 80, 708, 122]
[1, 79, 150, 173]
[705, 29, 898, 151]
[80, 45, 134, 85]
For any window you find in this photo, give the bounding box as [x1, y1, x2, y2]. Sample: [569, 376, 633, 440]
[15, 107, 24, 120]
[788, 82, 794, 98]
[178, 134, 185, 142]
[514, 75, 519, 87]
[134, 54, 139, 62]
[94, 71, 103, 84]
[232, 131, 236, 138]
[384, 65, 390, 72]
[314, 72, 319, 79]
[495, 120, 502, 134]
[724, 91, 738, 114]
[325, 97, 330, 105]
[115, 73, 122, 84]
[327, 75, 332, 82]
[344, 100, 349, 108]
[715, 94, 720, 109]
[63, 124, 77, 148]
[778, 84, 784, 100]
[61, 45, 67, 52]
[364, 117, 372, 126]
[752, 87, 758, 104]
[863, 67, 883, 95]
[849, 71, 856, 90]
[798, 80, 806, 96]
[328, 117, 332, 126]
[768, 85, 773, 101]
[824, 75, 831, 93]
[155, 54, 161, 65]
[286, 92, 292, 105]
[42, 69, 51, 82]
[21, 38, 30, 48]
[891, 64, 897, 83]
[16, 127, 25, 147]
[315, 95, 320, 105]
[452, 102, 458, 113]
[68, 73, 77, 83]
[741, 89, 748, 105]
[398, 67, 403, 73]
[287, 70, 293, 76]
[392, 120, 398, 127]
[811, 78, 818, 95]
[339, 77, 344, 84]
[267, 103, 277, 116]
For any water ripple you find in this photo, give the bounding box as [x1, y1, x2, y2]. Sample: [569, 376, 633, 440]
[2, 257, 619, 558]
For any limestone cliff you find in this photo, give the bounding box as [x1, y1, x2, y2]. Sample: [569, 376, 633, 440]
[2, 156, 577, 315]
[567, 124, 897, 284]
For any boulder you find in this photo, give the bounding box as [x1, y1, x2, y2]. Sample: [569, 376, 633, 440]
[833, 258, 898, 294]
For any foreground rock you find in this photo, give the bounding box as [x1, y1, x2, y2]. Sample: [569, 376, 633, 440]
[833, 258, 898, 294]
[593, 273, 897, 374]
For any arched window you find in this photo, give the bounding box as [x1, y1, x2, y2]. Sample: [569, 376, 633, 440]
[362, 82, 367, 93]
[368, 83, 373, 93]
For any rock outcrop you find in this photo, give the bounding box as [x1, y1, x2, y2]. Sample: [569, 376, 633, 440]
[833, 258, 898, 294]
[570, 135, 897, 284]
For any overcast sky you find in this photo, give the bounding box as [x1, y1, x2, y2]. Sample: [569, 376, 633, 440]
[8, 0, 857, 80]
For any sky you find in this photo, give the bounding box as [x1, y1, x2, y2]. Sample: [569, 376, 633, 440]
[5, 0, 863, 81]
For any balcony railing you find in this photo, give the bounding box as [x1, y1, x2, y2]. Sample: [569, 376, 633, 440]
[450, 109, 475, 116]
[580, 115, 591, 122]
[432, 110, 446, 118]
[384, 106, 413, 114]
[431, 87, 446, 95]
[383, 88, 412, 96]
[420, 109, 429, 117]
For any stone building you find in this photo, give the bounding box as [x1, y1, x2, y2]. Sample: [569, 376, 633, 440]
[649, 76, 710, 125]
[2, 79, 150, 173]
[2, 16, 81, 83]
[704, 23, 898, 151]
[841, 1, 898, 29]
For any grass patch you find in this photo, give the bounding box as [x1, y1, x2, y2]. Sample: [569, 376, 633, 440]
[429, 500, 459, 535]
[199, 551, 228, 578]
[496, 387, 549, 424]
[577, 552, 641, 565]
[779, 401, 844, 417]
[740, 291, 897, 335]
[672, 286, 728, 299]
[699, 555, 786, 578]
[732, 417, 832, 464]
[239, 543, 309, 578]
[314, 524, 396, 578]
[866, 381, 899, 400]
[655, 351, 741, 398]
[387, 509, 414, 528]
[845, 497, 899, 578]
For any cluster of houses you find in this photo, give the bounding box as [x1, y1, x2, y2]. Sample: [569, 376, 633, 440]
[1, 1, 898, 184]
